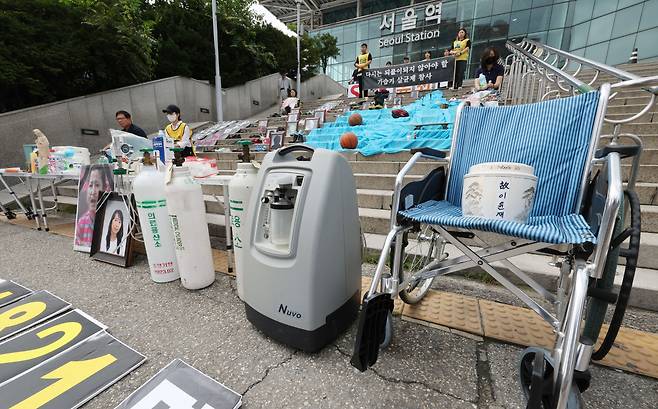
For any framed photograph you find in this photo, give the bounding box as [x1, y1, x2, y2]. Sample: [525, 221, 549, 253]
[286, 121, 298, 137]
[270, 131, 285, 150]
[314, 110, 325, 126]
[90, 192, 135, 267]
[74, 164, 114, 253]
[257, 119, 268, 134]
[304, 118, 319, 132]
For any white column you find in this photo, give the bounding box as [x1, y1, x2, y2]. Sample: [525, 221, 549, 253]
[211, 0, 223, 122]
[356, 0, 362, 17]
[296, 0, 302, 96]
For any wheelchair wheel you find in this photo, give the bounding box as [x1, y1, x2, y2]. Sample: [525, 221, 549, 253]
[397, 225, 442, 304]
[380, 310, 393, 349]
[519, 347, 583, 409]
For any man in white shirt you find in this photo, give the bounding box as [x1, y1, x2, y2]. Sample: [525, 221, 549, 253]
[278, 71, 291, 105]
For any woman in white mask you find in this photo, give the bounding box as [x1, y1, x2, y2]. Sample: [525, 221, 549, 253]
[162, 104, 194, 157]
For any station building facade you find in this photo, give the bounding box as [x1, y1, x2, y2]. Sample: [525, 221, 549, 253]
[309, 0, 658, 87]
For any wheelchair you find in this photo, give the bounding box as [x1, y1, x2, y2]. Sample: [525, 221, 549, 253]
[350, 85, 643, 409]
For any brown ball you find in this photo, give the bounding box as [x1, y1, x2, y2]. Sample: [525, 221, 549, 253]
[348, 113, 363, 126]
[340, 132, 358, 149]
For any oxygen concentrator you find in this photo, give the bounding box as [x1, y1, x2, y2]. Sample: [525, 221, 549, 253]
[242, 146, 361, 352]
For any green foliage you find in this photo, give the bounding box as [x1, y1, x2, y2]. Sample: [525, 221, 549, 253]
[0, 0, 328, 112]
[315, 33, 340, 74]
[301, 33, 321, 80]
[0, 0, 154, 112]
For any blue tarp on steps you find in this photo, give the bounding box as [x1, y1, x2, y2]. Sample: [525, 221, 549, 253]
[306, 90, 458, 156]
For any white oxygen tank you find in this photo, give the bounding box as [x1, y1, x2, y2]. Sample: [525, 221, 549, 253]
[227, 141, 259, 300]
[165, 150, 215, 290]
[133, 151, 180, 283]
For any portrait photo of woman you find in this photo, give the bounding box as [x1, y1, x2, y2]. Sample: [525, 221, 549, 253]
[74, 164, 114, 253]
[91, 192, 135, 267]
[103, 209, 125, 257]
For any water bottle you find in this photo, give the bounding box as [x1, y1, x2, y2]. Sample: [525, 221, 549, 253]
[152, 131, 167, 167]
[478, 74, 487, 90]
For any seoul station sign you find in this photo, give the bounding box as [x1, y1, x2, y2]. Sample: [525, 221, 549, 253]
[378, 2, 442, 48]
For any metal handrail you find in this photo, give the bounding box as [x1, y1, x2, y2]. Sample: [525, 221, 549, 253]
[507, 41, 592, 93]
[521, 39, 658, 95]
[505, 38, 658, 125]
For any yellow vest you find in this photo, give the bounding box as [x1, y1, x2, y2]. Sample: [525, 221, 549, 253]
[164, 121, 192, 142]
[453, 39, 470, 61]
[357, 53, 370, 72]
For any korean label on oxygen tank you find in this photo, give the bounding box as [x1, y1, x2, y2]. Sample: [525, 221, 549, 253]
[229, 199, 243, 249]
[153, 261, 175, 276]
[147, 212, 161, 248]
[170, 215, 184, 251]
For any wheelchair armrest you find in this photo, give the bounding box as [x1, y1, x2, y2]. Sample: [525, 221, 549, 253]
[410, 148, 447, 160]
[595, 145, 641, 160]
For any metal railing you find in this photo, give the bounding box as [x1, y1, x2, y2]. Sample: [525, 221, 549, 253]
[503, 38, 658, 193]
[504, 39, 657, 122]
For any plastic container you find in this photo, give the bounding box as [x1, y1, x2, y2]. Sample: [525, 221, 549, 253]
[48, 146, 90, 174]
[165, 163, 215, 290]
[133, 156, 180, 283]
[269, 201, 294, 246]
[183, 157, 217, 178]
[478, 73, 487, 89]
[462, 162, 537, 223]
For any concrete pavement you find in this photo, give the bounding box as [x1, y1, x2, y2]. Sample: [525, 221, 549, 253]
[0, 222, 656, 408]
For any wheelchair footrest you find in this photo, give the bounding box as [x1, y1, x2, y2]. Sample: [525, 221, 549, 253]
[350, 292, 394, 372]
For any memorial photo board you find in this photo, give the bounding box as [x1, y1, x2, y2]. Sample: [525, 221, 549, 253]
[0, 280, 32, 308]
[0, 309, 106, 386]
[116, 359, 241, 409]
[0, 290, 71, 342]
[0, 331, 145, 409]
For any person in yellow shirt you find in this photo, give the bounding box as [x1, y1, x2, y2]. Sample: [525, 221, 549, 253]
[162, 104, 194, 157]
[354, 43, 373, 98]
[449, 28, 471, 90]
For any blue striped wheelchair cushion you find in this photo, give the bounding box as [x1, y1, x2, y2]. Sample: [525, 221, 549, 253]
[446, 91, 600, 217]
[400, 200, 596, 244]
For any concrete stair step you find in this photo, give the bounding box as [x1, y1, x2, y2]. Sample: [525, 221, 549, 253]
[55, 184, 78, 198]
[623, 164, 658, 183]
[602, 122, 658, 134]
[635, 149, 658, 164]
[606, 95, 655, 107]
[593, 76, 658, 87]
[359, 207, 392, 235]
[363, 231, 658, 311]
[606, 104, 658, 115]
[642, 205, 658, 233]
[606, 112, 656, 123]
[41, 196, 77, 206]
[354, 173, 422, 191]
[634, 182, 657, 205]
[205, 213, 228, 237]
[357, 189, 393, 210]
